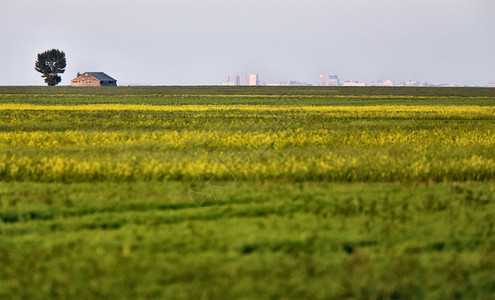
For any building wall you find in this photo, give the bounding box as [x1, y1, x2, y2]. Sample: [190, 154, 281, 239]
[246, 74, 258, 86]
[71, 73, 101, 87]
[326, 79, 339, 86]
[71, 78, 101, 87]
[228, 74, 240, 85]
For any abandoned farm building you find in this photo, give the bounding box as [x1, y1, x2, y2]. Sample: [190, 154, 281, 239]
[71, 72, 117, 87]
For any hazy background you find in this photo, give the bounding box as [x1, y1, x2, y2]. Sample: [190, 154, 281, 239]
[1, 0, 494, 86]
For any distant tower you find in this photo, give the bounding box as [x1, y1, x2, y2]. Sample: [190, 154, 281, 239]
[319, 74, 339, 86]
[229, 74, 240, 85]
[246, 74, 259, 86]
[222, 74, 240, 86]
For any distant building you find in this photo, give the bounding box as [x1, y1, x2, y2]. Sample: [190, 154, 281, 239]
[71, 72, 117, 87]
[290, 80, 312, 86]
[383, 80, 394, 86]
[372, 80, 394, 87]
[221, 74, 240, 86]
[405, 80, 419, 87]
[488, 82, 495, 88]
[343, 80, 366, 87]
[280, 80, 312, 86]
[319, 74, 339, 86]
[246, 74, 259, 86]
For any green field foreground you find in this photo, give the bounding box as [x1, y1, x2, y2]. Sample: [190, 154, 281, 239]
[0, 87, 494, 299]
[0, 182, 494, 299]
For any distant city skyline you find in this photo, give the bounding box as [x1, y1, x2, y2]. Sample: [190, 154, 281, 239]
[1, 0, 494, 86]
[221, 73, 494, 87]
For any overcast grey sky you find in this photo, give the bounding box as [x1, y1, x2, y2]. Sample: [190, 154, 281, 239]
[1, 0, 494, 86]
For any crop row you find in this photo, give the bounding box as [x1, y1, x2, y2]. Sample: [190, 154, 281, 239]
[1, 103, 495, 115]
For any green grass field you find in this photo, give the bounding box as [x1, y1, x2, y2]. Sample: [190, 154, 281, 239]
[0, 86, 494, 299]
[1, 85, 495, 97]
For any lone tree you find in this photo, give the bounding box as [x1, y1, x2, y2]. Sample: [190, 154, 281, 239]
[34, 49, 66, 86]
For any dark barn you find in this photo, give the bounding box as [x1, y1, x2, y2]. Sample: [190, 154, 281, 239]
[71, 72, 117, 87]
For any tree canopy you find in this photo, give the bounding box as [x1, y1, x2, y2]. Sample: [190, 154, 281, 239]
[34, 49, 66, 86]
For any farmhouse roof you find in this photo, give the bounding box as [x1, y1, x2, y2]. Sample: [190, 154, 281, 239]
[85, 72, 116, 82]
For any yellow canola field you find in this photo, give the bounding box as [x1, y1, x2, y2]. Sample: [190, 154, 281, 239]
[0, 128, 493, 149]
[0, 104, 494, 182]
[0, 103, 494, 114]
[1, 104, 494, 122]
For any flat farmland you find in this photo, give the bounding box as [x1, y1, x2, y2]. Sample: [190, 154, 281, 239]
[0, 87, 494, 299]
